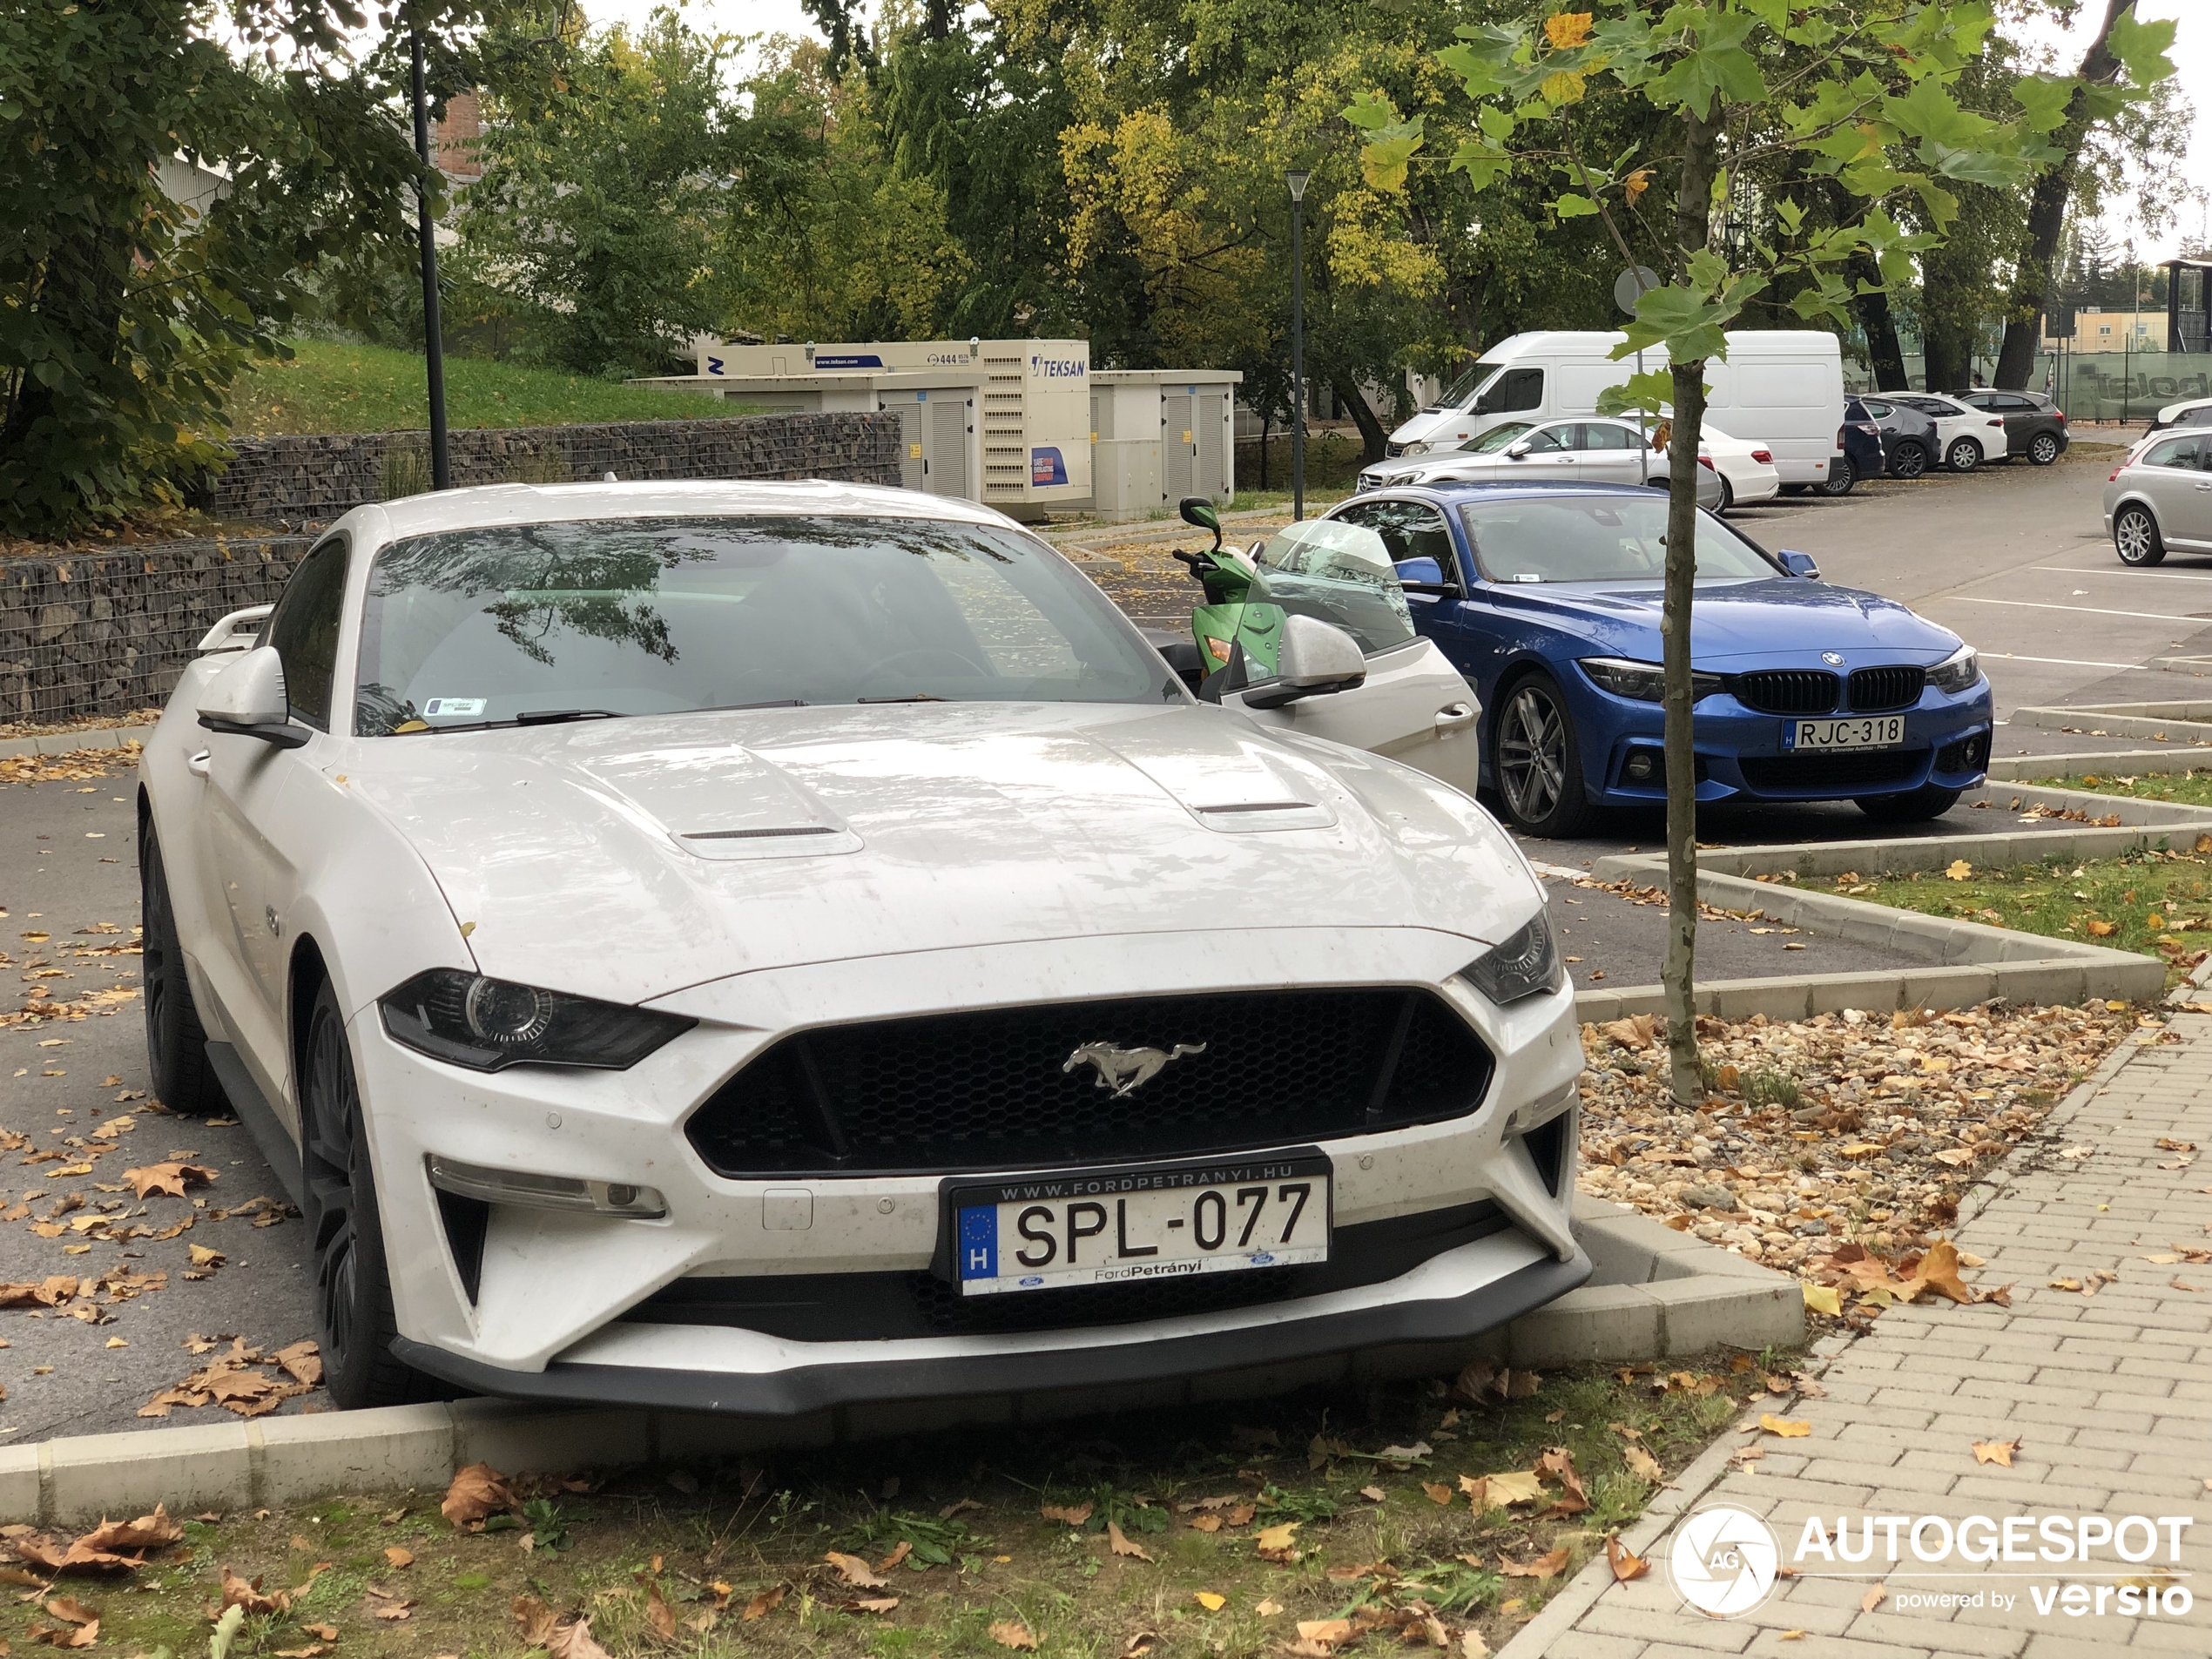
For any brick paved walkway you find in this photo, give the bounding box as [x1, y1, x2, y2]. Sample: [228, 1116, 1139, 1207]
[1537, 1008, 2212, 1659]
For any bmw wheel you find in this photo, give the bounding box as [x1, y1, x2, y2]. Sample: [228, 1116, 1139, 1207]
[2114, 505, 2166, 567]
[2028, 432, 2061, 466]
[1945, 437, 1982, 473]
[1857, 785, 1962, 823]
[1817, 456, 1855, 496]
[1888, 440, 1929, 480]
[140, 816, 228, 1116]
[301, 978, 429, 1409]
[1493, 672, 1593, 838]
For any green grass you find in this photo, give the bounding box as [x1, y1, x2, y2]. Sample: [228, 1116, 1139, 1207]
[2027, 768, 2212, 809]
[228, 338, 741, 436]
[1792, 842, 2212, 985]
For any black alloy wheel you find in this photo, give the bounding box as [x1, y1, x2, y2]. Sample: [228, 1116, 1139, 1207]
[140, 818, 228, 1116]
[1493, 673, 1593, 838]
[1888, 440, 1929, 480]
[2114, 505, 2165, 567]
[1944, 437, 1982, 473]
[1817, 456, 1856, 496]
[301, 978, 428, 1409]
[2028, 431, 2061, 466]
[1856, 784, 1963, 823]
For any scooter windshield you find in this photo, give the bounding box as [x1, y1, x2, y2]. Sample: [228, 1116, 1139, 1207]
[1219, 519, 1415, 686]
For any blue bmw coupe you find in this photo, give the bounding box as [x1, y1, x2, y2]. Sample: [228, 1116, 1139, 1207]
[1317, 482, 1992, 837]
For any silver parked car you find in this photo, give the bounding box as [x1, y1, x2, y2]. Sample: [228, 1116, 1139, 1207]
[1358, 417, 1724, 510]
[2105, 428, 2212, 566]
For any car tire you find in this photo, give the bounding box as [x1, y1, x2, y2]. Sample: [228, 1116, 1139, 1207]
[1715, 475, 1736, 514]
[1888, 440, 1929, 480]
[1817, 457, 1855, 496]
[1492, 671, 1594, 838]
[301, 977, 433, 1410]
[1945, 437, 1982, 473]
[2028, 432, 2061, 466]
[2114, 504, 2166, 567]
[1855, 784, 1963, 823]
[140, 816, 229, 1117]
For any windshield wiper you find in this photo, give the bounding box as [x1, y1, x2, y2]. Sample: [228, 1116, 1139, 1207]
[513, 708, 624, 725]
[698, 698, 808, 712]
[858, 693, 950, 704]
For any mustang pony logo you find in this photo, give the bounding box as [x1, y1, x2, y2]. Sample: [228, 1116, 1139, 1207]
[1063, 1042, 1207, 1097]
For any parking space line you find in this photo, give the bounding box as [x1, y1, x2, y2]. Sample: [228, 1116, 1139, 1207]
[2035, 566, 2212, 582]
[1983, 652, 2143, 671]
[1951, 597, 2195, 623]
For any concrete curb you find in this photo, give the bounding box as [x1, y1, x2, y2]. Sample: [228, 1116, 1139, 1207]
[0, 727, 151, 761]
[0, 1203, 1797, 1525]
[2010, 700, 2212, 746]
[1985, 748, 2209, 779]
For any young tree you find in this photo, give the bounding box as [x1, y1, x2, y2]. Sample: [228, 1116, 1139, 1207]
[0, 0, 453, 536]
[1349, 0, 2142, 1103]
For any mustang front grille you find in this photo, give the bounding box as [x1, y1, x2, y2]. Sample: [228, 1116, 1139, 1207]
[1730, 670, 1839, 715]
[1847, 665, 1925, 711]
[684, 988, 1495, 1178]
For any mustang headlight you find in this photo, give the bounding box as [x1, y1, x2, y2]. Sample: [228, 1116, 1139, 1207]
[1580, 657, 1724, 703]
[381, 968, 693, 1071]
[1927, 643, 1980, 695]
[1459, 910, 1565, 1006]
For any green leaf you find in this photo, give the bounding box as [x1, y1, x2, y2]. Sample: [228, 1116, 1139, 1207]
[1551, 192, 1599, 219]
[1341, 91, 1402, 132]
[2105, 10, 2178, 90]
[1361, 126, 1426, 192]
[2010, 73, 2073, 134]
[1648, 10, 1767, 118]
[1881, 76, 1988, 148]
[1593, 369, 1676, 417]
[1773, 197, 1805, 234]
[1920, 138, 2027, 190]
[1477, 104, 1516, 142]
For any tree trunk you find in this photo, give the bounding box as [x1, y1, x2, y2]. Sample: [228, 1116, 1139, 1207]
[1848, 251, 1911, 390]
[1662, 104, 1720, 1108]
[1331, 374, 1391, 462]
[1258, 411, 1271, 491]
[1994, 0, 2134, 388]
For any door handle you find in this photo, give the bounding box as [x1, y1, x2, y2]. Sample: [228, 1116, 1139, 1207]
[1434, 702, 1477, 732]
[187, 749, 212, 778]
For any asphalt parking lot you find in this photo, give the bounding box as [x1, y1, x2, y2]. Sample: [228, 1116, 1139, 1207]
[3, 433, 2195, 1436]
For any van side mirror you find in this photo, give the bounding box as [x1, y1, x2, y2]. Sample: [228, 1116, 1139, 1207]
[1178, 496, 1222, 550]
[1777, 550, 1820, 579]
[197, 646, 310, 748]
[1244, 615, 1367, 709]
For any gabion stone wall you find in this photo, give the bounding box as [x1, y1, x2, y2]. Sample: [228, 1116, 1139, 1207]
[1, 536, 310, 725]
[195, 410, 903, 525]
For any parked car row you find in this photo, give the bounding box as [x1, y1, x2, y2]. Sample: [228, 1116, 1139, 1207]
[1847, 389, 2069, 482]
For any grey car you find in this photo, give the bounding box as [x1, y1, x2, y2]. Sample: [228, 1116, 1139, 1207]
[2104, 428, 2212, 565]
[1357, 416, 1724, 509]
[1959, 388, 2068, 465]
[1850, 396, 1939, 480]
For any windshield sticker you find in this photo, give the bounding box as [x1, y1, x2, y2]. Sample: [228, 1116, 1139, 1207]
[422, 697, 487, 718]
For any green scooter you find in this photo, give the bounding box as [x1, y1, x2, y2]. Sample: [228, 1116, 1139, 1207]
[1166, 496, 1282, 689]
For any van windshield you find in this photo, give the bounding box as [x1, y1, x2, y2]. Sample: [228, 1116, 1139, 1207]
[1435, 361, 1501, 410]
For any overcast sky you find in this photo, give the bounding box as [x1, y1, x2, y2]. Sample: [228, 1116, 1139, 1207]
[602, 0, 2204, 259]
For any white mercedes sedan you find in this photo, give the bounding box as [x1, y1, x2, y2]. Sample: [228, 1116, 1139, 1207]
[139, 480, 1586, 1415]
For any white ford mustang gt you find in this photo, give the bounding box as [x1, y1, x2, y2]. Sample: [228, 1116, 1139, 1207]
[138, 480, 1588, 1414]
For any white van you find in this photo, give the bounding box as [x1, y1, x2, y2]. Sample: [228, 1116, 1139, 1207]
[1390, 329, 1844, 489]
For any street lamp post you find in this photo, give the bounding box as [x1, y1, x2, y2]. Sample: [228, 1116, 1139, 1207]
[1286, 169, 1310, 522]
[410, 22, 452, 490]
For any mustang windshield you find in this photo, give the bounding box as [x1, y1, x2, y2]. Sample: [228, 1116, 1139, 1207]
[354, 515, 1176, 735]
[1456, 496, 1777, 585]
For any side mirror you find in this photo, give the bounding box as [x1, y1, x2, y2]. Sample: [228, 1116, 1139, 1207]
[1777, 550, 1820, 579]
[1179, 496, 1223, 550]
[197, 646, 309, 748]
[1393, 556, 1459, 596]
[1244, 615, 1366, 710]
[1505, 442, 1533, 459]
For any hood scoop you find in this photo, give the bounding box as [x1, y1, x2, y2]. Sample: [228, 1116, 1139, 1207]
[578, 743, 864, 862]
[1090, 725, 1340, 833]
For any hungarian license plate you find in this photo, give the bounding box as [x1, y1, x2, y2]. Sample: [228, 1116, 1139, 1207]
[1783, 714, 1905, 752]
[946, 1151, 1332, 1297]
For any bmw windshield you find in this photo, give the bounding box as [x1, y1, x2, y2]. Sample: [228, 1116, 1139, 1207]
[1456, 496, 1779, 584]
[353, 515, 1177, 735]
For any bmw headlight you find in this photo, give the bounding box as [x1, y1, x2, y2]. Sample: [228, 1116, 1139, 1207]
[381, 968, 694, 1071]
[1458, 910, 1564, 1006]
[1580, 657, 1724, 703]
[1927, 643, 1980, 695]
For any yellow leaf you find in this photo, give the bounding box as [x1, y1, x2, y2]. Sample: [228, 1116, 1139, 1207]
[1863, 1583, 1887, 1613]
[1758, 1414, 1811, 1438]
[1540, 69, 1588, 105]
[1802, 1283, 1841, 1316]
[1254, 1521, 1300, 1551]
[1194, 1592, 1226, 1611]
[1622, 168, 1650, 204]
[1477, 1470, 1545, 1507]
[1421, 1482, 1453, 1506]
[990, 1620, 1038, 1650]
[1542, 10, 1593, 48]
[1606, 1534, 1649, 1581]
[1946, 860, 1972, 880]
[1297, 1620, 1352, 1646]
[1622, 1445, 1664, 1482]
[1972, 1438, 2020, 1467]
[2087, 919, 2117, 937]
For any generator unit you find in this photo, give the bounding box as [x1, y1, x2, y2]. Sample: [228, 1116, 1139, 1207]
[674, 338, 1092, 518]
[1089, 369, 1240, 521]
